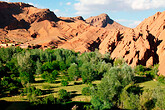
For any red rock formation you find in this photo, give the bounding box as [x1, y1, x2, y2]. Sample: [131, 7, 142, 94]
[86, 13, 127, 30]
[0, 2, 165, 75]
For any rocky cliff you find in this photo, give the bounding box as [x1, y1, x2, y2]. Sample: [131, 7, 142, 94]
[0, 2, 165, 75]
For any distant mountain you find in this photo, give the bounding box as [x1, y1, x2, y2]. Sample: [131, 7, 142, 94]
[86, 13, 127, 30]
[0, 1, 165, 76]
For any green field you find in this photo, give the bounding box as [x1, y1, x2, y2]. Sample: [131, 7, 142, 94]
[1, 76, 165, 110]
[0, 76, 100, 110]
[0, 76, 99, 101]
[1, 75, 165, 109]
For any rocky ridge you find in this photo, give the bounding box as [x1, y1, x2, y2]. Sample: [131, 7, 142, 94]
[0, 2, 165, 75]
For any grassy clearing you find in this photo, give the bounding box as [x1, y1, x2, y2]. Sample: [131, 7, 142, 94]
[1, 76, 164, 103]
[0, 76, 101, 102]
[31, 77, 100, 102]
[139, 80, 165, 90]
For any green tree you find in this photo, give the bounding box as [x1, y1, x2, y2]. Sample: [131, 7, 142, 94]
[0, 47, 16, 63]
[42, 62, 53, 72]
[91, 64, 134, 109]
[61, 80, 69, 86]
[35, 59, 42, 75]
[152, 86, 165, 109]
[82, 87, 91, 96]
[41, 70, 58, 83]
[120, 89, 140, 109]
[58, 89, 70, 102]
[80, 62, 96, 83]
[6, 58, 19, 75]
[59, 61, 66, 70]
[16, 51, 34, 84]
[134, 65, 146, 75]
[68, 63, 80, 80]
[0, 61, 5, 78]
[113, 58, 126, 67]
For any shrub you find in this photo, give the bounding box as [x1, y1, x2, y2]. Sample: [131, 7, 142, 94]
[41, 70, 58, 83]
[80, 62, 97, 84]
[20, 71, 34, 84]
[119, 88, 140, 109]
[42, 94, 56, 104]
[42, 84, 51, 90]
[42, 62, 53, 72]
[134, 65, 146, 75]
[58, 89, 70, 102]
[139, 89, 155, 110]
[41, 71, 48, 79]
[157, 75, 165, 84]
[113, 58, 125, 67]
[59, 61, 66, 70]
[82, 87, 91, 96]
[146, 71, 156, 79]
[91, 95, 112, 110]
[52, 70, 58, 78]
[61, 80, 69, 86]
[68, 63, 80, 81]
[21, 85, 42, 101]
[1, 76, 22, 95]
[145, 64, 159, 79]
[152, 86, 165, 109]
[35, 59, 42, 75]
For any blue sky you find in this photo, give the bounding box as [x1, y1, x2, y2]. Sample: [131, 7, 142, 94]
[2, 0, 165, 28]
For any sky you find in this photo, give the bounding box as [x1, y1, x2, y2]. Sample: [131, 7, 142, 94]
[2, 0, 165, 28]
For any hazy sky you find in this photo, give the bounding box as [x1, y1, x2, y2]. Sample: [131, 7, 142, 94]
[2, 0, 165, 28]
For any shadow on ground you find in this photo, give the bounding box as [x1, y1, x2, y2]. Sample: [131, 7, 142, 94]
[134, 76, 152, 83]
[0, 100, 91, 110]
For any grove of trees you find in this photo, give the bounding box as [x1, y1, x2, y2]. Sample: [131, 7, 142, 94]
[0, 47, 165, 110]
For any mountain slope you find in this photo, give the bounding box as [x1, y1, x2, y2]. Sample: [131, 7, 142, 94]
[0, 2, 165, 75]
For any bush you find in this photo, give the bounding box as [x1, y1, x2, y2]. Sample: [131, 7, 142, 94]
[61, 80, 69, 86]
[82, 87, 91, 96]
[42, 62, 53, 72]
[152, 86, 165, 109]
[146, 71, 156, 79]
[41, 94, 56, 104]
[134, 65, 146, 75]
[59, 61, 66, 70]
[1, 76, 22, 95]
[119, 88, 140, 109]
[68, 63, 80, 81]
[80, 62, 97, 84]
[139, 89, 155, 110]
[58, 89, 70, 102]
[145, 64, 159, 79]
[157, 75, 165, 84]
[42, 84, 51, 90]
[41, 70, 58, 83]
[20, 71, 34, 84]
[21, 85, 42, 101]
[113, 58, 125, 67]
[91, 95, 112, 110]
[42, 61, 60, 72]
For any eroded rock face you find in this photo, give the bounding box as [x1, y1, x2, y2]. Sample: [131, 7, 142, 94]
[0, 2, 165, 75]
[99, 11, 165, 75]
